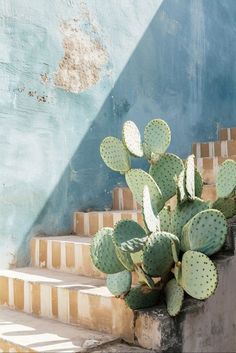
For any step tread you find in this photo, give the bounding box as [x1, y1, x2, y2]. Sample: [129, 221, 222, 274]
[0, 306, 118, 352]
[35, 235, 92, 244]
[0, 267, 109, 294]
[75, 210, 142, 214]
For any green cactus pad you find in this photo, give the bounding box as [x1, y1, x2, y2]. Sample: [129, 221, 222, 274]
[165, 278, 184, 317]
[181, 209, 227, 256]
[170, 198, 209, 238]
[135, 265, 155, 289]
[142, 185, 160, 233]
[181, 251, 218, 300]
[216, 159, 236, 198]
[113, 220, 146, 252]
[149, 153, 184, 202]
[91, 228, 125, 274]
[125, 284, 160, 310]
[122, 121, 143, 158]
[125, 169, 164, 214]
[107, 270, 132, 296]
[100, 137, 130, 172]
[185, 155, 195, 200]
[144, 119, 171, 155]
[177, 169, 187, 204]
[195, 169, 203, 198]
[115, 246, 134, 271]
[159, 206, 172, 232]
[143, 232, 180, 277]
[143, 142, 152, 160]
[212, 198, 236, 219]
[171, 239, 179, 263]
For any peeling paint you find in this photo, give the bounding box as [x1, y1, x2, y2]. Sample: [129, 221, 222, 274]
[54, 18, 108, 94]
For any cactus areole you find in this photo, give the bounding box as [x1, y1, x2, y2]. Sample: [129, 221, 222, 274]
[90, 118, 236, 317]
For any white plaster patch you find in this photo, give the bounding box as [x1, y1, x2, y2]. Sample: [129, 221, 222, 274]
[54, 18, 108, 93]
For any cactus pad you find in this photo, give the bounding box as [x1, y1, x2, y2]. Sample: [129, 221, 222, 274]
[142, 185, 160, 233]
[170, 198, 209, 238]
[91, 228, 125, 274]
[177, 169, 187, 204]
[212, 198, 236, 219]
[143, 232, 180, 277]
[113, 220, 146, 253]
[195, 169, 203, 197]
[216, 159, 236, 198]
[135, 265, 155, 288]
[159, 206, 171, 232]
[122, 121, 143, 157]
[107, 270, 132, 296]
[181, 251, 218, 300]
[125, 284, 160, 310]
[185, 155, 195, 200]
[181, 209, 227, 256]
[150, 153, 184, 202]
[125, 169, 164, 214]
[100, 137, 130, 172]
[115, 246, 134, 271]
[131, 250, 143, 264]
[144, 119, 171, 155]
[165, 278, 184, 317]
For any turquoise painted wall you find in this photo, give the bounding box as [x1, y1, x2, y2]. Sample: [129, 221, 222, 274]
[0, 0, 236, 267]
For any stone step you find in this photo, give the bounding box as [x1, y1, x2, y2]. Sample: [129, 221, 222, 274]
[0, 267, 134, 342]
[30, 236, 105, 279]
[74, 210, 144, 236]
[0, 306, 118, 352]
[219, 127, 236, 140]
[196, 155, 236, 184]
[112, 187, 141, 210]
[192, 139, 236, 158]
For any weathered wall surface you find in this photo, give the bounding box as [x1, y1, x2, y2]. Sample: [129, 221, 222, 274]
[0, 0, 236, 267]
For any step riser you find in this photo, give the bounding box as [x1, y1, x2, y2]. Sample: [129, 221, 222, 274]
[31, 238, 105, 278]
[192, 140, 236, 158]
[0, 276, 134, 342]
[74, 211, 144, 235]
[113, 188, 141, 210]
[219, 127, 236, 141]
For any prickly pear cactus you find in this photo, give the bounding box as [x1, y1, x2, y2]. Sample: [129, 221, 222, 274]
[142, 185, 160, 233]
[115, 246, 134, 271]
[144, 119, 171, 158]
[107, 270, 132, 296]
[100, 137, 130, 172]
[185, 155, 195, 200]
[165, 278, 184, 317]
[122, 121, 143, 157]
[212, 198, 236, 219]
[181, 209, 227, 256]
[113, 220, 146, 252]
[216, 159, 236, 198]
[143, 232, 180, 277]
[195, 169, 203, 198]
[159, 206, 172, 232]
[180, 251, 218, 300]
[125, 169, 164, 214]
[91, 228, 124, 274]
[149, 153, 184, 202]
[125, 284, 160, 310]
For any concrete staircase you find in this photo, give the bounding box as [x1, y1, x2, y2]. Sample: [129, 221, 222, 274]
[0, 127, 236, 352]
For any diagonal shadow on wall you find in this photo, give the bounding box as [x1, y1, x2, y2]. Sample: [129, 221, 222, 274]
[17, 0, 236, 265]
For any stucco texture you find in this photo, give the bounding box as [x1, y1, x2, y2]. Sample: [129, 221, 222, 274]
[0, 0, 236, 267]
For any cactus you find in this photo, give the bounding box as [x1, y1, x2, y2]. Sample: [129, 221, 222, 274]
[100, 136, 130, 172]
[113, 220, 147, 252]
[125, 284, 161, 310]
[212, 198, 236, 219]
[149, 153, 184, 202]
[95, 117, 231, 316]
[170, 198, 209, 238]
[91, 227, 125, 274]
[180, 251, 218, 300]
[142, 185, 160, 233]
[181, 209, 227, 256]
[144, 119, 171, 160]
[165, 278, 184, 317]
[122, 120, 143, 157]
[216, 159, 236, 198]
[107, 270, 132, 296]
[125, 169, 164, 214]
[143, 232, 180, 277]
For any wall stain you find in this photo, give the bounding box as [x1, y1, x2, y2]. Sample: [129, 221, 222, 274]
[54, 18, 108, 94]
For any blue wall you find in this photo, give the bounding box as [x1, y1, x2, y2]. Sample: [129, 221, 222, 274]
[0, 0, 236, 267]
